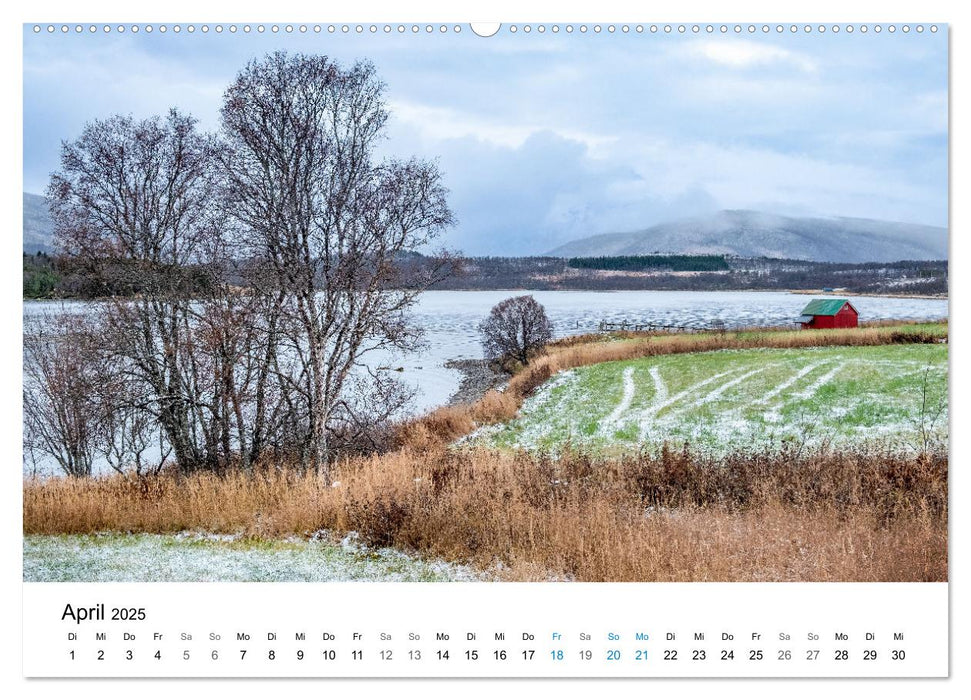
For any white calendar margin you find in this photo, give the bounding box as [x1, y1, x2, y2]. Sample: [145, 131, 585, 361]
[4, 0, 964, 696]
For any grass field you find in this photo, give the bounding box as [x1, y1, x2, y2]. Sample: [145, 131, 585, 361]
[23, 532, 485, 582]
[478, 343, 947, 455]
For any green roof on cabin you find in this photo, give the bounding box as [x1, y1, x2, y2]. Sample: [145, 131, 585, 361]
[800, 298, 852, 316]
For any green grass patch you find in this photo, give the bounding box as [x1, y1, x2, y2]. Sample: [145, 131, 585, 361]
[479, 343, 947, 456]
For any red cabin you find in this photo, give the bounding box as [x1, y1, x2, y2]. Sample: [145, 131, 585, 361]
[797, 298, 859, 329]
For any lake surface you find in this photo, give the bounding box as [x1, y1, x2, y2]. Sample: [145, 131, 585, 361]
[23, 290, 947, 475]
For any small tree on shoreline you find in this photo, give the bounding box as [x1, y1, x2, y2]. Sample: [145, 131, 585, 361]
[478, 294, 553, 367]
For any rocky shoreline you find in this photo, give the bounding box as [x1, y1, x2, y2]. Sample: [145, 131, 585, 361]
[444, 359, 509, 406]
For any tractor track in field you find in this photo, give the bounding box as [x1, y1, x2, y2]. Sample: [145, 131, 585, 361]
[795, 362, 847, 400]
[755, 360, 830, 405]
[599, 367, 637, 436]
[486, 342, 948, 456]
[636, 368, 738, 441]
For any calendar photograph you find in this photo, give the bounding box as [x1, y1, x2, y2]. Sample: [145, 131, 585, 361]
[22, 22, 948, 588]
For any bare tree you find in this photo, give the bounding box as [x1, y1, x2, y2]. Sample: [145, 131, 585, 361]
[37, 55, 455, 477]
[219, 51, 454, 475]
[47, 110, 226, 472]
[479, 295, 554, 366]
[92, 344, 172, 476]
[24, 312, 174, 477]
[23, 315, 103, 477]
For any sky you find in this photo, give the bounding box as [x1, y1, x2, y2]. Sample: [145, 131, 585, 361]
[22, 24, 948, 255]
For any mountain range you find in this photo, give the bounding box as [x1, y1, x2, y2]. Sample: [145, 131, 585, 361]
[23, 192, 54, 254]
[23, 193, 947, 263]
[547, 210, 947, 263]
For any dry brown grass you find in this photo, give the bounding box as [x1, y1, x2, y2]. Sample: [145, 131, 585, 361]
[24, 446, 947, 582]
[546, 319, 945, 349]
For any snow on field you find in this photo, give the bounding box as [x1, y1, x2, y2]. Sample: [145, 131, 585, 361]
[649, 367, 668, 404]
[599, 367, 636, 436]
[23, 532, 488, 583]
[755, 360, 827, 404]
[480, 344, 948, 456]
[795, 362, 847, 400]
[687, 366, 769, 409]
[637, 368, 736, 441]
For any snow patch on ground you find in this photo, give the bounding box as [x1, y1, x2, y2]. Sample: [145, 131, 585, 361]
[637, 368, 738, 441]
[599, 367, 636, 435]
[795, 361, 846, 400]
[650, 366, 669, 404]
[687, 366, 769, 409]
[756, 361, 828, 405]
[508, 370, 583, 450]
[23, 532, 489, 583]
[522, 369, 577, 415]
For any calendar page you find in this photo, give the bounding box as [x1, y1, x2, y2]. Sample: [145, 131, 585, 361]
[18, 5, 953, 687]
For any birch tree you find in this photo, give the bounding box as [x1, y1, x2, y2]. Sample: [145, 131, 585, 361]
[220, 51, 454, 474]
[47, 110, 225, 471]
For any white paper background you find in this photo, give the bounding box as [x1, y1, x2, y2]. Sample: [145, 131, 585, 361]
[3, 1, 964, 698]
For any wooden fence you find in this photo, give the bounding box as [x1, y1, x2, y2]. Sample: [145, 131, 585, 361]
[596, 319, 728, 333]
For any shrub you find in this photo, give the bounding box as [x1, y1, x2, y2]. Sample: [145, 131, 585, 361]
[478, 294, 553, 366]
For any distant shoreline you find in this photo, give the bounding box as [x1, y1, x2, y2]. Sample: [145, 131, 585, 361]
[23, 287, 950, 303]
[788, 289, 948, 300]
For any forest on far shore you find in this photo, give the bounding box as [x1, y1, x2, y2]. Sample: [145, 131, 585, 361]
[567, 254, 731, 272]
[24, 251, 948, 299]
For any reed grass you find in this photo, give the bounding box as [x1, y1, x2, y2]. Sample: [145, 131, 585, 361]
[23, 446, 947, 581]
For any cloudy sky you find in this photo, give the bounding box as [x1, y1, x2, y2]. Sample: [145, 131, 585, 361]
[23, 25, 948, 255]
